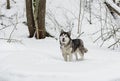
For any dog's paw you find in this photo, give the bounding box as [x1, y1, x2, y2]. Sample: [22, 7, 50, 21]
[84, 48, 88, 53]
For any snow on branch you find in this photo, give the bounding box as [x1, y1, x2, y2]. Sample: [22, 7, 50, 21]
[105, 0, 120, 15]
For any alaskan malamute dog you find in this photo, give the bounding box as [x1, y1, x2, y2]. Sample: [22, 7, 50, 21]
[59, 30, 88, 62]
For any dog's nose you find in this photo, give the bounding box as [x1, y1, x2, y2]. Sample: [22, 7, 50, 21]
[62, 38, 65, 42]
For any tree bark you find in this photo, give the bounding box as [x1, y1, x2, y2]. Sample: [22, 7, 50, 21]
[26, 0, 35, 38]
[113, 0, 115, 3]
[6, 0, 10, 9]
[37, 0, 46, 39]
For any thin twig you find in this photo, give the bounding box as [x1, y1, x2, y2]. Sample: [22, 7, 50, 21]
[76, 32, 84, 39]
[108, 39, 120, 48]
[0, 38, 22, 44]
[7, 13, 18, 42]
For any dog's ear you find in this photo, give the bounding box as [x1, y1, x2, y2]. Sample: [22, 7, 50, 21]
[61, 29, 64, 33]
[68, 31, 71, 36]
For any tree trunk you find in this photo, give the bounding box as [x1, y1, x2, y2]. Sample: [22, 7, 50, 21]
[113, 0, 115, 3]
[26, 0, 35, 38]
[37, 0, 46, 39]
[6, 0, 10, 9]
[77, 0, 82, 34]
[117, 1, 120, 7]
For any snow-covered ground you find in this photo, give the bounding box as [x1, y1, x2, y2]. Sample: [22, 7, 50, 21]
[0, 38, 120, 81]
[0, 0, 120, 81]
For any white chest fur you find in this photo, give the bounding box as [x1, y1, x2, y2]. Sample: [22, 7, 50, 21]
[61, 45, 72, 55]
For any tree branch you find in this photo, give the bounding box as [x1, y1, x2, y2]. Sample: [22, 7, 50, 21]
[104, 1, 120, 16]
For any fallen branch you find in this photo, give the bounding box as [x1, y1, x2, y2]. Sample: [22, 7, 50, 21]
[104, 1, 120, 16]
[0, 38, 22, 44]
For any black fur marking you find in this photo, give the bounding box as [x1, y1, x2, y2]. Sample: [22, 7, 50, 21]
[60, 32, 71, 39]
[72, 39, 82, 52]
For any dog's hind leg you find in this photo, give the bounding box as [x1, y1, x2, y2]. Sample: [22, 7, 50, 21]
[78, 51, 84, 60]
[81, 53, 84, 60]
[75, 53, 78, 61]
[84, 48, 88, 53]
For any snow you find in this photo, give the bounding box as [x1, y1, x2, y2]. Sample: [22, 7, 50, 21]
[0, 38, 120, 81]
[0, 0, 120, 81]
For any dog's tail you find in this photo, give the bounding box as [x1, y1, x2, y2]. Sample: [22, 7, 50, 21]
[84, 48, 88, 53]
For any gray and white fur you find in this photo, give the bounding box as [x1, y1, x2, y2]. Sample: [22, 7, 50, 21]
[59, 30, 88, 62]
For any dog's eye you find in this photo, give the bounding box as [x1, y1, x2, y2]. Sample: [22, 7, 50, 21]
[64, 35, 67, 37]
[65, 35, 68, 37]
[62, 34, 65, 36]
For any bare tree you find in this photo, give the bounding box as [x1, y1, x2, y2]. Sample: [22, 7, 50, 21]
[77, 0, 82, 34]
[26, 0, 46, 39]
[6, 0, 10, 9]
[113, 0, 115, 3]
[26, 0, 35, 38]
[89, 0, 92, 24]
[34, 0, 46, 39]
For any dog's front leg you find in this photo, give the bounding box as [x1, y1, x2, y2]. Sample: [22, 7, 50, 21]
[68, 54, 72, 62]
[63, 53, 67, 61]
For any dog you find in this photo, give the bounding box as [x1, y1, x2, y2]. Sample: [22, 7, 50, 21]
[59, 30, 88, 62]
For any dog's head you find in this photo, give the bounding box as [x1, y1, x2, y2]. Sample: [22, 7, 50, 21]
[59, 30, 71, 46]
